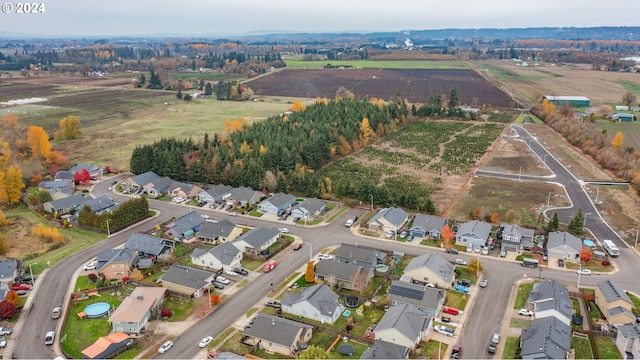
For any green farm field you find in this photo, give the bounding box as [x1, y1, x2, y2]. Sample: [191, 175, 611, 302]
[594, 121, 640, 149]
[284, 59, 469, 69]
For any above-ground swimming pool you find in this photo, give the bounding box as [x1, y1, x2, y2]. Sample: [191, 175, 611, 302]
[84, 302, 111, 318]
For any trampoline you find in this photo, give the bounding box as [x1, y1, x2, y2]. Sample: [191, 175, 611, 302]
[338, 344, 355, 355]
[84, 302, 111, 318]
[345, 296, 359, 308]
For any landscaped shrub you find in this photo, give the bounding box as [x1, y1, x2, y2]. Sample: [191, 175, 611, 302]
[602, 260, 611, 266]
[161, 306, 172, 319]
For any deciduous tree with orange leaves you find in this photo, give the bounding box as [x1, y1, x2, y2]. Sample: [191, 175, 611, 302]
[55, 115, 81, 140]
[611, 131, 624, 149]
[441, 225, 455, 248]
[26, 126, 51, 158]
[580, 247, 592, 262]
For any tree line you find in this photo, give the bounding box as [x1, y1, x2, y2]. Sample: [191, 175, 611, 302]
[78, 196, 149, 233]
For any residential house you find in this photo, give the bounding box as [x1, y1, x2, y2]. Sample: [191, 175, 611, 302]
[81, 332, 131, 359]
[160, 264, 215, 297]
[616, 324, 640, 360]
[402, 252, 455, 289]
[526, 280, 572, 325]
[409, 214, 448, 239]
[38, 178, 74, 196]
[108, 287, 166, 334]
[231, 227, 280, 255]
[243, 314, 312, 356]
[125, 171, 160, 191]
[70, 163, 103, 180]
[167, 181, 202, 200]
[53, 170, 74, 181]
[334, 243, 387, 270]
[227, 187, 263, 208]
[197, 219, 242, 244]
[595, 280, 636, 326]
[361, 339, 410, 359]
[95, 248, 136, 281]
[43, 193, 89, 214]
[315, 260, 373, 291]
[546, 231, 582, 260]
[520, 316, 571, 359]
[291, 198, 326, 220]
[499, 223, 535, 253]
[454, 220, 492, 248]
[258, 192, 296, 215]
[143, 176, 174, 196]
[0, 259, 20, 284]
[124, 233, 172, 259]
[164, 211, 206, 241]
[387, 280, 445, 317]
[374, 303, 432, 350]
[191, 242, 242, 272]
[0, 282, 9, 301]
[82, 195, 118, 214]
[198, 184, 234, 204]
[367, 207, 409, 232]
[281, 284, 341, 324]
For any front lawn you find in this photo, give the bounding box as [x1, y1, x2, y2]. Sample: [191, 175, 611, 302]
[514, 282, 537, 309]
[502, 337, 520, 359]
[509, 318, 532, 328]
[454, 267, 478, 284]
[515, 254, 533, 261]
[240, 258, 264, 271]
[445, 290, 469, 310]
[422, 340, 447, 359]
[163, 296, 196, 321]
[218, 331, 252, 356]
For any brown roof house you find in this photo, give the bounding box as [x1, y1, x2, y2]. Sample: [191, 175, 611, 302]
[315, 260, 373, 291]
[243, 314, 312, 356]
[81, 332, 132, 359]
[160, 264, 215, 297]
[95, 248, 136, 281]
[109, 287, 166, 334]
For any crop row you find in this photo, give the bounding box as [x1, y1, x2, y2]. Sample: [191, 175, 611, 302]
[357, 147, 424, 169]
[385, 121, 469, 157]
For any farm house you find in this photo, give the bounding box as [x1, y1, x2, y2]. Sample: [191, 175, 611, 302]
[614, 112, 634, 122]
[542, 95, 590, 107]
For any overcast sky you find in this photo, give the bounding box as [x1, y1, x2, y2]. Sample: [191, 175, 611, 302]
[2, 0, 640, 37]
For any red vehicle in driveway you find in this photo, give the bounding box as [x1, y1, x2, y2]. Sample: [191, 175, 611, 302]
[443, 306, 459, 315]
[11, 283, 32, 291]
[264, 260, 277, 273]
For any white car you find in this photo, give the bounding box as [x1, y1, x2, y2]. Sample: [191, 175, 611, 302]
[158, 341, 173, 353]
[519, 309, 534, 316]
[199, 336, 213, 348]
[201, 214, 210, 219]
[577, 269, 592, 276]
[434, 325, 454, 337]
[216, 276, 230, 285]
[278, 228, 289, 234]
[44, 330, 55, 345]
[385, 230, 395, 239]
[455, 259, 467, 265]
[318, 254, 334, 260]
[84, 261, 97, 271]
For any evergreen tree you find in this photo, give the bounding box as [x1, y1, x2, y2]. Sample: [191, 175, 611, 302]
[547, 212, 559, 232]
[568, 209, 585, 235]
[204, 82, 213, 96]
[448, 88, 459, 108]
[176, 88, 182, 100]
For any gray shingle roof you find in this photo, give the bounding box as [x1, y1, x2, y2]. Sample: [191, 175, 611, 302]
[149, 176, 174, 192]
[618, 324, 640, 339]
[233, 227, 279, 249]
[124, 233, 171, 257]
[192, 242, 240, 267]
[281, 284, 339, 317]
[367, 207, 409, 228]
[264, 193, 296, 208]
[46, 193, 89, 211]
[168, 181, 195, 194]
[129, 171, 160, 187]
[597, 280, 633, 305]
[54, 171, 74, 180]
[361, 339, 410, 359]
[387, 280, 445, 310]
[527, 280, 572, 319]
[197, 219, 237, 240]
[500, 223, 535, 247]
[165, 211, 205, 236]
[404, 252, 455, 283]
[375, 303, 430, 342]
[520, 317, 571, 359]
[334, 243, 386, 267]
[547, 231, 582, 253]
[457, 220, 492, 240]
[83, 195, 116, 213]
[243, 314, 311, 348]
[96, 248, 136, 270]
[203, 184, 234, 201]
[39, 179, 74, 195]
[0, 259, 19, 282]
[411, 215, 447, 232]
[162, 264, 214, 290]
[229, 187, 262, 204]
[315, 260, 363, 282]
[297, 198, 326, 214]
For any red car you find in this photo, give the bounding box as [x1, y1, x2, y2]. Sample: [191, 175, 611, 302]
[443, 306, 459, 315]
[293, 243, 303, 251]
[11, 283, 32, 291]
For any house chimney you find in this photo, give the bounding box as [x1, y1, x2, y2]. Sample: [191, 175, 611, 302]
[137, 295, 144, 300]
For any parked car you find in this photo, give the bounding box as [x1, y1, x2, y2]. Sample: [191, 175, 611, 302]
[84, 261, 97, 271]
[482, 246, 489, 255]
[0, 328, 11, 336]
[488, 343, 497, 354]
[577, 269, 592, 276]
[433, 325, 454, 337]
[214, 276, 228, 285]
[500, 249, 507, 257]
[443, 306, 459, 315]
[264, 260, 277, 272]
[212, 281, 225, 290]
[451, 345, 462, 359]
[280, 213, 289, 220]
[385, 230, 395, 239]
[491, 332, 501, 344]
[457, 279, 471, 287]
[558, 259, 565, 267]
[480, 278, 488, 288]
[399, 230, 408, 239]
[466, 245, 473, 253]
[233, 268, 249, 276]
[0, 338, 6, 348]
[228, 211, 238, 217]
[278, 228, 289, 234]
[158, 341, 173, 353]
[445, 248, 459, 254]
[201, 214, 210, 219]
[44, 331, 55, 345]
[16, 290, 27, 296]
[454, 284, 470, 293]
[440, 316, 452, 323]
[265, 300, 282, 309]
[519, 309, 534, 316]
[199, 336, 213, 348]
[455, 259, 467, 265]
[11, 283, 32, 291]
[107, 186, 112, 191]
[345, 218, 355, 227]
[318, 254, 334, 260]
[406, 234, 414, 242]
[293, 217, 301, 223]
[293, 242, 303, 250]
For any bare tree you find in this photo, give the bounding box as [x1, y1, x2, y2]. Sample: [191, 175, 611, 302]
[350, 270, 368, 296]
[622, 91, 637, 108]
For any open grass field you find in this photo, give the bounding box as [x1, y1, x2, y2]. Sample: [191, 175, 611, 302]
[473, 60, 640, 107]
[245, 68, 514, 106]
[284, 59, 469, 69]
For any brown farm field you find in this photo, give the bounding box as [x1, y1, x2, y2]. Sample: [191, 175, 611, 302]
[246, 68, 514, 107]
[473, 60, 640, 107]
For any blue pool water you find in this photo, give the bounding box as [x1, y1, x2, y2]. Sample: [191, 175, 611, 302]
[84, 302, 111, 318]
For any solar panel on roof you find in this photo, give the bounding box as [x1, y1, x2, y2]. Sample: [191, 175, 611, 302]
[389, 285, 423, 301]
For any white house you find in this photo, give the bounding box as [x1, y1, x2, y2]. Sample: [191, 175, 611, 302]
[526, 280, 572, 325]
[231, 227, 280, 255]
[546, 231, 582, 260]
[455, 220, 492, 248]
[191, 242, 242, 271]
[374, 303, 431, 350]
[258, 193, 296, 215]
[291, 198, 327, 220]
[402, 252, 455, 289]
[281, 284, 341, 324]
[367, 207, 409, 232]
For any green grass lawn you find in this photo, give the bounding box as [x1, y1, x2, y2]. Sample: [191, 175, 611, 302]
[240, 258, 263, 271]
[514, 282, 537, 309]
[572, 335, 593, 359]
[219, 331, 252, 356]
[587, 301, 604, 322]
[422, 340, 447, 359]
[394, 257, 411, 276]
[325, 206, 348, 223]
[445, 290, 469, 310]
[509, 318, 532, 328]
[284, 59, 469, 69]
[502, 337, 520, 359]
[627, 291, 640, 315]
[595, 336, 621, 359]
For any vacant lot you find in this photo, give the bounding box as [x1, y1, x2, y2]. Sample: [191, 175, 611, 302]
[246, 68, 514, 106]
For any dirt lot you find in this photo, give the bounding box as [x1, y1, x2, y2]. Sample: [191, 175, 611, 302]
[246, 68, 514, 107]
